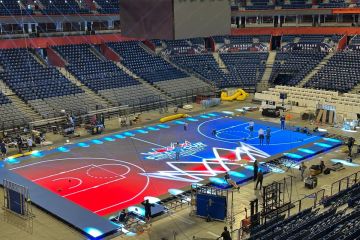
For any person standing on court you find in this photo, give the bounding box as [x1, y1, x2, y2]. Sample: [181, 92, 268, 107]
[255, 170, 263, 190]
[212, 129, 217, 136]
[280, 115, 286, 130]
[184, 123, 188, 131]
[265, 127, 271, 145]
[249, 121, 254, 136]
[175, 142, 181, 160]
[258, 128, 264, 145]
[141, 199, 154, 223]
[253, 160, 258, 181]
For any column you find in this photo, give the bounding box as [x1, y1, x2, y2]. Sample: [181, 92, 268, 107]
[56, 22, 63, 32]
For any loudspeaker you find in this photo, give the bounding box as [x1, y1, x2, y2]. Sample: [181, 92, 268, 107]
[279, 92, 287, 100]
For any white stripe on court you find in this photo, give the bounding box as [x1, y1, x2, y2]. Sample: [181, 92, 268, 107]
[62, 178, 124, 197]
[207, 231, 220, 238]
[130, 136, 166, 148]
[217, 122, 249, 133]
[90, 164, 130, 178]
[32, 165, 93, 182]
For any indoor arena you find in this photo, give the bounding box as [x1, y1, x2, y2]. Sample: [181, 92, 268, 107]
[0, 1, 359, 240]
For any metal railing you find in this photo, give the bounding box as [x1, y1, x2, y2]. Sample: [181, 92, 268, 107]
[330, 170, 360, 195]
[22, 86, 215, 131]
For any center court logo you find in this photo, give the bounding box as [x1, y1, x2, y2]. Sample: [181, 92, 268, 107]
[141, 142, 270, 182]
[141, 141, 207, 160]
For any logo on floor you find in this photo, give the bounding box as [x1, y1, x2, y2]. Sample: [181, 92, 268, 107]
[141, 141, 207, 160]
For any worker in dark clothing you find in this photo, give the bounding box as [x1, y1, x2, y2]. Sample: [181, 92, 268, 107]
[253, 160, 259, 181]
[265, 127, 271, 145]
[141, 199, 154, 222]
[212, 129, 217, 136]
[116, 209, 128, 223]
[16, 135, 23, 154]
[221, 226, 232, 240]
[280, 115, 286, 130]
[255, 170, 264, 190]
[348, 137, 355, 157]
[320, 160, 326, 173]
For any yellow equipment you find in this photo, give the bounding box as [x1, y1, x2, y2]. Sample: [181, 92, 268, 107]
[221, 89, 249, 101]
[160, 113, 188, 123]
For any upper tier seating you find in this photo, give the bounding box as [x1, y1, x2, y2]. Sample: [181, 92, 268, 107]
[40, 0, 90, 15]
[0, 0, 32, 15]
[188, 38, 205, 46]
[107, 41, 211, 97]
[0, 92, 29, 130]
[162, 38, 205, 47]
[150, 39, 163, 48]
[350, 35, 360, 45]
[0, 48, 99, 118]
[54, 44, 165, 106]
[282, 35, 342, 44]
[95, 0, 119, 14]
[245, 0, 275, 10]
[305, 51, 360, 92]
[213, 35, 271, 44]
[270, 51, 326, 86]
[319, 0, 348, 8]
[164, 40, 190, 48]
[171, 52, 267, 90]
[282, 0, 312, 9]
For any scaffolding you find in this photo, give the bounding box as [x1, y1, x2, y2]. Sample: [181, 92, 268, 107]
[261, 176, 294, 224]
[3, 179, 34, 219]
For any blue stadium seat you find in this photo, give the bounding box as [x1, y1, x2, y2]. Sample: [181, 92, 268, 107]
[0, 0, 33, 15]
[95, 0, 119, 14]
[40, 0, 90, 15]
[0, 48, 83, 101]
[305, 51, 360, 92]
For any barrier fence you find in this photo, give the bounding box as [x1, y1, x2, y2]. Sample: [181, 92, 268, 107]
[330, 169, 360, 195]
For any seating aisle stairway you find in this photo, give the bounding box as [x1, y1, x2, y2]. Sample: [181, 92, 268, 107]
[53, 43, 168, 106]
[0, 48, 102, 119]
